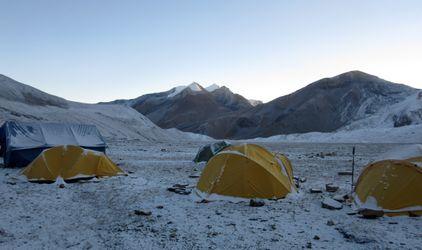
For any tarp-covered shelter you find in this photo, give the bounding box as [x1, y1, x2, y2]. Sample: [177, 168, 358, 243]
[196, 143, 296, 200]
[22, 145, 124, 183]
[193, 141, 230, 163]
[0, 121, 107, 168]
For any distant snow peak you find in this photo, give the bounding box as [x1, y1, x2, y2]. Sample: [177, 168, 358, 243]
[188, 82, 203, 92]
[248, 99, 263, 106]
[167, 82, 205, 98]
[205, 84, 221, 92]
[167, 85, 187, 98]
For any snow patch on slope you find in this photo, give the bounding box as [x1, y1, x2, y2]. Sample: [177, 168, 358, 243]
[344, 91, 422, 130]
[0, 76, 212, 142]
[248, 99, 263, 106]
[167, 82, 205, 98]
[250, 124, 422, 143]
[205, 84, 220, 92]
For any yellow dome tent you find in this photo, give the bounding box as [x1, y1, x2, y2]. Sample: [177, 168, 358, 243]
[21, 145, 124, 182]
[196, 143, 296, 200]
[354, 158, 422, 216]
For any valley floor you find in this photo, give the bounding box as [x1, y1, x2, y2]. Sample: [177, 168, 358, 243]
[0, 140, 420, 249]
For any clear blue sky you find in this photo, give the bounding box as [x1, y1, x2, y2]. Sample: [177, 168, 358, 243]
[1, 0, 421, 103]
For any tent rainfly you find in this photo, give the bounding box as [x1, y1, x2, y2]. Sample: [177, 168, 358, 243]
[22, 145, 124, 182]
[354, 158, 422, 216]
[196, 143, 296, 200]
[0, 121, 107, 168]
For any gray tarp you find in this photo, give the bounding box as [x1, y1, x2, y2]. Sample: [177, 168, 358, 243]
[0, 121, 107, 168]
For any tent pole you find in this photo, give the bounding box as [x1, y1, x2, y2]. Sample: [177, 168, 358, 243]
[351, 146, 355, 193]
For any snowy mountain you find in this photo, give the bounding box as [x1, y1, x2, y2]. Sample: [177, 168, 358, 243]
[167, 82, 205, 98]
[204, 71, 420, 139]
[106, 71, 420, 139]
[248, 99, 263, 106]
[107, 82, 253, 136]
[205, 84, 220, 92]
[0, 75, 211, 141]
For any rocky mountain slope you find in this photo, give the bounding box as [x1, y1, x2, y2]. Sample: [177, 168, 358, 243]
[214, 71, 420, 139]
[0, 75, 210, 141]
[111, 71, 420, 139]
[108, 82, 254, 133]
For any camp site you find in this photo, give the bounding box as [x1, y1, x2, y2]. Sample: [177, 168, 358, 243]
[2, 1, 422, 249]
[0, 119, 421, 249]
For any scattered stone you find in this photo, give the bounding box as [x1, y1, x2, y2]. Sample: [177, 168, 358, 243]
[347, 212, 357, 216]
[313, 235, 320, 240]
[167, 184, 192, 195]
[299, 177, 307, 183]
[359, 209, 384, 219]
[335, 227, 376, 244]
[59, 184, 65, 188]
[310, 188, 323, 193]
[215, 210, 222, 215]
[388, 222, 398, 225]
[160, 148, 167, 152]
[316, 152, 325, 158]
[249, 199, 265, 207]
[188, 175, 200, 178]
[333, 194, 345, 202]
[338, 171, 353, 176]
[173, 184, 188, 188]
[128, 171, 134, 174]
[306, 242, 312, 248]
[156, 205, 164, 209]
[408, 212, 420, 217]
[6, 181, 16, 185]
[325, 152, 337, 156]
[326, 220, 335, 226]
[134, 210, 152, 216]
[321, 198, 343, 210]
[270, 224, 276, 230]
[325, 183, 339, 192]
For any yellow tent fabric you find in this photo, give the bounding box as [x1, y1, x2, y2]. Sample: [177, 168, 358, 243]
[21, 145, 124, 182]
[196, 143, 296, 199]
[354, 159, 422, 216]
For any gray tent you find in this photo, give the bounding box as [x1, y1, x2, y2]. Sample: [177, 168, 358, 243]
[193, 141, 230, 163]
[0, 121, 107, 168]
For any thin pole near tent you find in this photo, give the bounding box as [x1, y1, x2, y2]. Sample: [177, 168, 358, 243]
[351, 146, 356, 193]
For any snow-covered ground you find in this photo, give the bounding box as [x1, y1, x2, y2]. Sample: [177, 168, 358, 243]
[251, 124, 422, 143]
[0, 97, 211, 142]
[1, 140, 420, 249]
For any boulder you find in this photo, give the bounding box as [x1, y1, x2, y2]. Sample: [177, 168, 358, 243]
[325, 183, 339, 192]
[321, 198, 343, 210]
[359, 209, 384, 219]
[134, 210, 152, 216]
[310, 188, 323, 193]
[333, 194, 345, 202]
[249, 199, 265, 207]
[338, 171, 353, 176]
